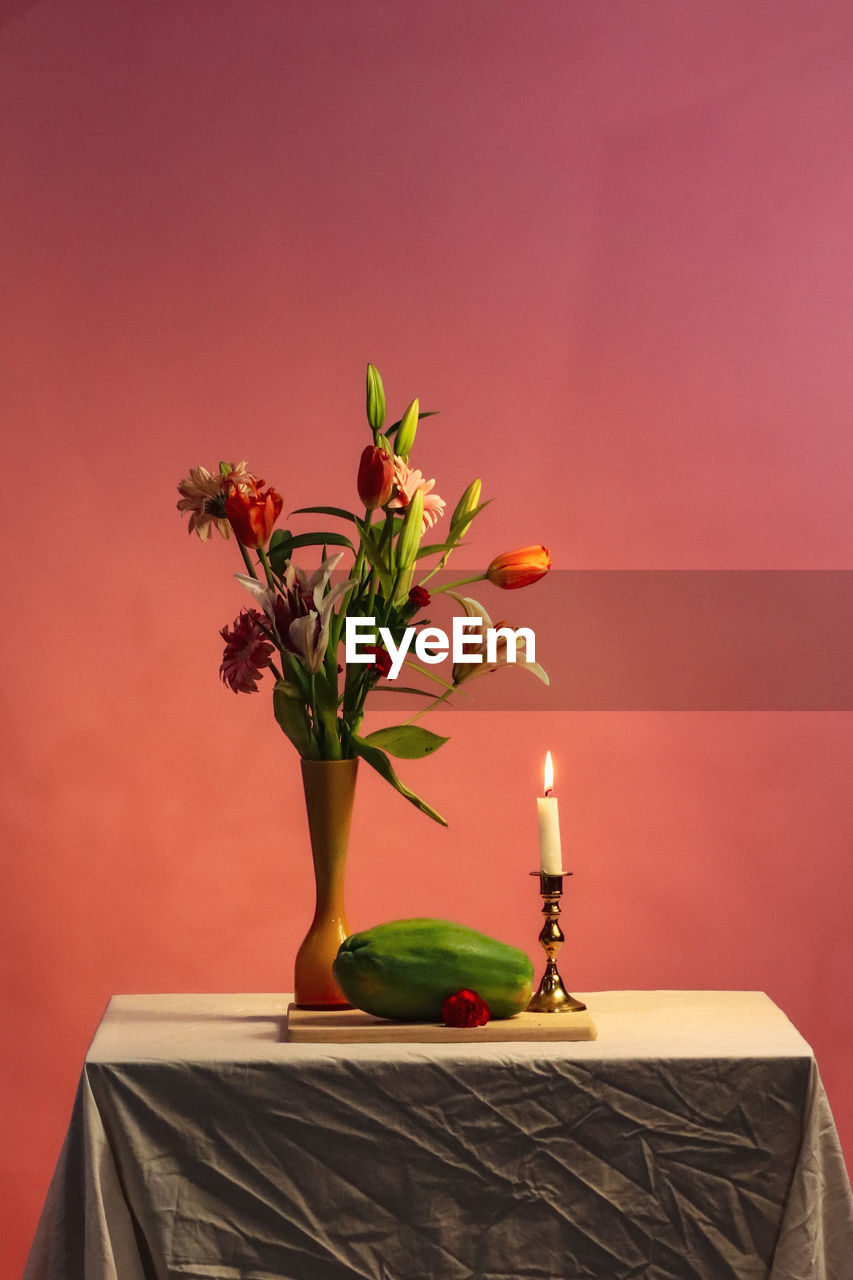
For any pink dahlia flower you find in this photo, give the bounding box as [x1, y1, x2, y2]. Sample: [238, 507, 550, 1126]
[387, 457, 445, 533]
[176, 461, 255, 541]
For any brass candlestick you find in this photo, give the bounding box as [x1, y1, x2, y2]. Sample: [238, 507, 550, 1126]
[527, 871, 586, 1013]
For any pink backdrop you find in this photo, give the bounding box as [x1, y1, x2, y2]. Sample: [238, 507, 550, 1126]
[3, 1, 853, 1271]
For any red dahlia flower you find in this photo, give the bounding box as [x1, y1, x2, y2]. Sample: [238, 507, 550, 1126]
[219, 609, 274, 693]
[442, 989, 490, 1028]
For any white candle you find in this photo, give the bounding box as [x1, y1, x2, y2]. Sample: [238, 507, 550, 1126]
[537, 751, 563, 874]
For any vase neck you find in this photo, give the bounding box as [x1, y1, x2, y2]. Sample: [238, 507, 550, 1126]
[300, 758, 358, 917]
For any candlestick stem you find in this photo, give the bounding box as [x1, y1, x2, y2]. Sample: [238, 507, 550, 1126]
[527, 871, 586, 1013]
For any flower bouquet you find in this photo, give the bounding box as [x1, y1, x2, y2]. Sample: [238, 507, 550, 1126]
[177, 365, 550, 1003]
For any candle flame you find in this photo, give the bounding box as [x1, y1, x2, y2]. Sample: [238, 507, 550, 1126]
[543, 750, 554, 795]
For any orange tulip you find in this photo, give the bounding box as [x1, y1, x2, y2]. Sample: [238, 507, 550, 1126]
[224, 479, 283, 548]
[485, 545, 551, 590]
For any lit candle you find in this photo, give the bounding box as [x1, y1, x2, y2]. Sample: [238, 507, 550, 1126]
[537, 751, 563, 874]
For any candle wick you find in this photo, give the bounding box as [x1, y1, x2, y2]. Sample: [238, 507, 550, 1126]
[544, 787, 552, 797]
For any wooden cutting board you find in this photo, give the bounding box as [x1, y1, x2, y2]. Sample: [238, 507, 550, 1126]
[284, 1004, 597, 1043]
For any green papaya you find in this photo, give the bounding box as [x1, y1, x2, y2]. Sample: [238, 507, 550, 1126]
[333, 917, 533, 1021]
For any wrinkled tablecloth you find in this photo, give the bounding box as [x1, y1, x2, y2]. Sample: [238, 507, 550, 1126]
[25, 990, 853, 1280]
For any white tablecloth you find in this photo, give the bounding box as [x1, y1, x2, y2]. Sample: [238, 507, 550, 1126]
[25, 991, 853, 1279]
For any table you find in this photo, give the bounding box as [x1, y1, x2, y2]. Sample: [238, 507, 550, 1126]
[25, 991, 853, 1280]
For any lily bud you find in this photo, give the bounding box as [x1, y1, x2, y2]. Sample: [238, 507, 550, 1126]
[366, 363, 386, 432]
[450, 477, 482, 539]
[396, 487, 424, 571]
[357, 445, 395, 509]
[486, 545, 551, 589]
[395, 398, 419, 460]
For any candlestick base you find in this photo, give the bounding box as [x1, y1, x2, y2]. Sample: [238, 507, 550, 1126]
[527, 870, 586, 1014]
[527, 973, 587, 1014]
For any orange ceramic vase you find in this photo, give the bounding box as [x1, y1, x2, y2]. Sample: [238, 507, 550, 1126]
[294, 757, 358, 1008]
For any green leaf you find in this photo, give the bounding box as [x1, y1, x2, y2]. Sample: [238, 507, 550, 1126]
[290, 506, 359, 524]
[273, 681, 315, 758]
[362, 725, 449, 759]
[269, 529, 356, 574]
[416, 540, 461, 559]
[450, 498, 493, 541]
[387, 409, 439, 435]
[369, 684, 437, 699]
[267, 529, 293, 575]
[281, 651, 311, 699]
[269, 528, 293, 554]
[352, 736, 447, 825]
[356, 522, 394, 594]
[401, 659, 457, 690]
[314, 666, 340, 719]
[287, 531, 356, 553]
[312, 666, 343, 758]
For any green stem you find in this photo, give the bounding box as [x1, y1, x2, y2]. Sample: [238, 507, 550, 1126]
[352, 506, 374, 587]
[311, 663, 343, 760]
[405, 684, 456, 724]
[418, 544, 455, 586]
[432, 572, 486, 593]
[308, 673, 319, 740]
[238, 542, 258, 578]
[348, 664, 374, 729]
[351, 544, 366, 588]
[380, 511, 394, 555]
[329, 595, 348, 655]
[257, 546, 276, 589]
[401, 657, 457, 691]
[382, 570, 404, 625]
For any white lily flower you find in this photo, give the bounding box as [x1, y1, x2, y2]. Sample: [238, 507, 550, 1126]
[448, 593, 549, 687]
[234, 573, 277, 619]
[269, 553, 351, 674]
[284, 552, 345, 605]
[288, 614, 326, 674]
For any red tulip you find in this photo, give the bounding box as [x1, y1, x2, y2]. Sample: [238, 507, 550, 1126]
[486, 545, 551, 590]
[357, 445, 395, 509]
[224, 480, 283, 548]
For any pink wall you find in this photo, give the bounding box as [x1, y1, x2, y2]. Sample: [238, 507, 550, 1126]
[3, 0, 853, 1270]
